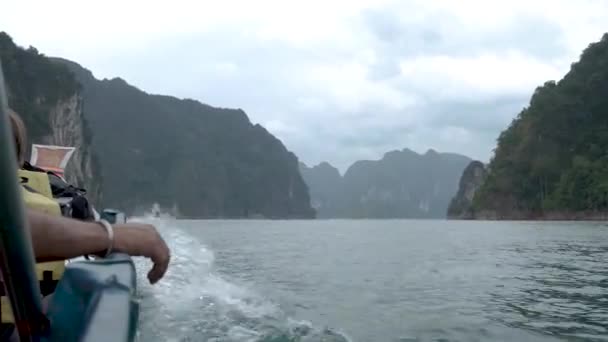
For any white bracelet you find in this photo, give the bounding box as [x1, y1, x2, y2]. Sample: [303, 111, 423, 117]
[96, 219, 114, 257]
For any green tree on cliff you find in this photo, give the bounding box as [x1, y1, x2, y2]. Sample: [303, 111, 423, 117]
[473, 33, 608, 216]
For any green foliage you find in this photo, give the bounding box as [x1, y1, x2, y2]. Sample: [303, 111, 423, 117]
[0, 32, 101, 200]
[58, 60, 315, 218]
[473, 33, 608, 215]
[0, 32, 80, 140]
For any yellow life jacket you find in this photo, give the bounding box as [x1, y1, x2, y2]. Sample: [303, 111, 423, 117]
[0, 170, 66, 323]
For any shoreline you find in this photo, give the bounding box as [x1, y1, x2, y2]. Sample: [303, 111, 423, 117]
[451, 210, 608, 221]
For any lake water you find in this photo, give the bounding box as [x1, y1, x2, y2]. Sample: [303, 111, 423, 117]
[131, 219, 608, 342]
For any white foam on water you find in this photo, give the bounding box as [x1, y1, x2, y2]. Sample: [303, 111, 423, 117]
[225, 326, 262, 342]
[128, 209, 352, 342]
[128, 215, 282, 341]
[284, 318, 354, 342]
[200, 273, 279, 319]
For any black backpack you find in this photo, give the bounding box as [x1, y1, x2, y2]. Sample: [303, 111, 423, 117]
[22, 162, 94, 221]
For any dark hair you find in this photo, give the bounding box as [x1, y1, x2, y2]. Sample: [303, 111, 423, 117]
[8, 109, 27, 167]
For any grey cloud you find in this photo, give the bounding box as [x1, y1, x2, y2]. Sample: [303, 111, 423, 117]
[286, 91, 530, 171]
[421, 30, 442, 45]
[333, 119, 415, 149]
[84, 7, 573, 172]
[367, 56, 402, 81]
[481, 14, 566, 59]
[107, 33, 317, 110]
[363, 9, 403, 44]
[361, 7, 566, 60]
[423, 94, 530, 132]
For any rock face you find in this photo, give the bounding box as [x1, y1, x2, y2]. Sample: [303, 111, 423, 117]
[55, 59, 314, 219]
[0, 33, 102, 202]
[447, 161, 487, 219]
[45, 94, 102, 200]
[470, 33, 608, 220]
[300, 149, 472, 218]
[299, 162, 343, 218]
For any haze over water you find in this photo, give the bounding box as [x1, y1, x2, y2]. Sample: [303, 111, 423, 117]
[132, 219, 608, 341]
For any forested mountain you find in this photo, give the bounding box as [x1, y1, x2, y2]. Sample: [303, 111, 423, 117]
[453, 33, 608, 219]
[57, 58, 314, 218]
[447, 161, 486, 219]
[301, 149, 471, 218]
[0, 32, 101, 201]
[1, 32, 314, 219]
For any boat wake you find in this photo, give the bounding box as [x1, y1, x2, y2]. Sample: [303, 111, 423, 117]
[129, 215, 351, 342]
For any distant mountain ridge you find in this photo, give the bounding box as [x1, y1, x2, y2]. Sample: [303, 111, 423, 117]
[299, 161, 343, 217]
[300, 149, 471, 218]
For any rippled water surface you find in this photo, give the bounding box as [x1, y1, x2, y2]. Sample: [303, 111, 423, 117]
[132, 219, 608, 341]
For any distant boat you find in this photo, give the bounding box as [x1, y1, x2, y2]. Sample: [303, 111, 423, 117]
[152, 203, 161, 218]
[101, 208, 126, 224]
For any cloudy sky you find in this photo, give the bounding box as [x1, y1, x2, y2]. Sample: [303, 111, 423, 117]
[2, 0, 608, 171]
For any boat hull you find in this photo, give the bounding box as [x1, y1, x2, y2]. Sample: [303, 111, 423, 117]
[44, 253, 138, 342]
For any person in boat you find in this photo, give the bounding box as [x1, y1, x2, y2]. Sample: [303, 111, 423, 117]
[8, 110, 170, 283]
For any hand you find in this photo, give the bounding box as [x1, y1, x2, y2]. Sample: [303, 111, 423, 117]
[112, 223, 170, 284]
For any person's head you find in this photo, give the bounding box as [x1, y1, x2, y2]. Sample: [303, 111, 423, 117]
[8, 109, 27, 167]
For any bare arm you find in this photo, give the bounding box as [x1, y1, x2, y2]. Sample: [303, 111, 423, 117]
[28, 208, 109, 262]
[27, 208, 170, 284]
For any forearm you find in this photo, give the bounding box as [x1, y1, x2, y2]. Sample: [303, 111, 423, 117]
[27, 208, 108, 262]
[25, 209, 170, 284]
